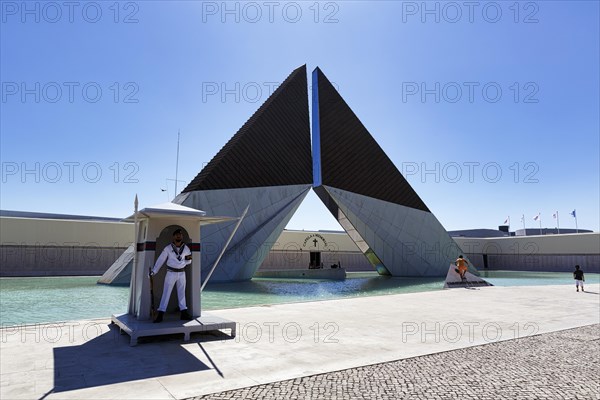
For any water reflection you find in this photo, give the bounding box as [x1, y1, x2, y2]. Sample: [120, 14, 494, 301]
[202, 273, 445, 310]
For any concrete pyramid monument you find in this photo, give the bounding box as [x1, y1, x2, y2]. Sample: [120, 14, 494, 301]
[167, 65, 476, 282]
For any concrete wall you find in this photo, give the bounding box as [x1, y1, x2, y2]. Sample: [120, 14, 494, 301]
[0, 217, 133, 276]
[260, 251, 372, 272]
[258, 229, 372, 272]
[262, 232, 600, 274]
[1, 215, 597, 276]
[455, 233, 600, 273]
[514, 228, 592, 236]
[263, 220, 597, 277]
[268, 230, 363, 252]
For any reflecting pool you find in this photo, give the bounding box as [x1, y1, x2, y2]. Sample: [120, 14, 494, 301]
[1, 270, 597, 327]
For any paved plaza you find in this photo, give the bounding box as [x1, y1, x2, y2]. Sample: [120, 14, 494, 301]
[1, 284, 599, 399]
[196, 324, 600, 400]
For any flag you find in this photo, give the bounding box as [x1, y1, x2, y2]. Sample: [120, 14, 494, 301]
[504, 217, 509, 224]
[520, 214, 524, 222]
[553, 212, 557, 219]
[533, 214, 540, 221]
[570, 210, 576, 218]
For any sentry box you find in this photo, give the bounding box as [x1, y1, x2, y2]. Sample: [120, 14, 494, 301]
[111, 199, 246, 345]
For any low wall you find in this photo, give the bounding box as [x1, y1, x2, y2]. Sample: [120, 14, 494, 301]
[463, 253, 600, 273]
[457, 233, 600, 273]
[0, 216, 133, 276]
[0, 245, 129, 276]
[1, 215, 597, 276]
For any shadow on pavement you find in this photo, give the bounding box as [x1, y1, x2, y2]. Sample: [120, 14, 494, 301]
[50, 323, 211, 393]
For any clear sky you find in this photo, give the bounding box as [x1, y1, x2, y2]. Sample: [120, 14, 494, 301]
[1, 1, 598, 233]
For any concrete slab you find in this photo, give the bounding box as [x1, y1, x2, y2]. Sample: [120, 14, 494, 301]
[1, 284, 599, 400]
[111, 313, 236, 346]
[444, 263, 493, 288]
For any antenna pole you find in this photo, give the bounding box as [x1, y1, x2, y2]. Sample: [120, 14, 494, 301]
[175, 129, 180, 195]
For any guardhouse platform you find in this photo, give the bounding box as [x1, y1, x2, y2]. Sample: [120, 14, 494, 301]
[111, 313, 236, 346]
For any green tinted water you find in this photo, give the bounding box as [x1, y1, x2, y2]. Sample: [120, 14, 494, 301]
[1, 271, 597, 327]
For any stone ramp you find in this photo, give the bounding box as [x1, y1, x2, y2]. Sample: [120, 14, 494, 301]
[444, 262, 493, 289]
[97, 244, 134, 285]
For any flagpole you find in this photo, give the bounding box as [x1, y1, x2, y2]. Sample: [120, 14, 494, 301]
[129, 194, 139, 315]
[174, 129, 180, 196]
[556, 211, 560, 234]
[521, 214, 525, 232]
[539, 213, 542, 235]
[574, 210, 578, 233]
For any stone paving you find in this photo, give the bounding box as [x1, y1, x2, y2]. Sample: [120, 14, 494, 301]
[193, 324, 600, 400]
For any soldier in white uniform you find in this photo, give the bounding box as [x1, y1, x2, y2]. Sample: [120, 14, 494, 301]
[149, 228, 193, 323]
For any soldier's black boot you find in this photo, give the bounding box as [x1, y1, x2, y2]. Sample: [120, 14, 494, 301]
[153, 311, 164, 323]
[180, 309, 193, 320]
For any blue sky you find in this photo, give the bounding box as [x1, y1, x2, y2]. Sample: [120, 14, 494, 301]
[1, 1, 598, 232]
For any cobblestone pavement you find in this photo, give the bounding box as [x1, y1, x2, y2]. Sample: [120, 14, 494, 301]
[192, 324, 600, 400]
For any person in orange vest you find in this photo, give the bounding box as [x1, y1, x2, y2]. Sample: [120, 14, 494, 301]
[455, 255, 469, 281]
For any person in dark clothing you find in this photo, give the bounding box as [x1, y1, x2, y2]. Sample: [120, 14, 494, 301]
[573, 265, 585, 292]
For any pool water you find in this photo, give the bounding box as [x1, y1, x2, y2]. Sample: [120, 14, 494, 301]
[1, 271, 597, 327]
[480, 270, 600, 287]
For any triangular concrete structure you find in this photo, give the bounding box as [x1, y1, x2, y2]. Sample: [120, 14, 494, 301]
[97, 244, 134, 285]
[159, 65, 477, 283]
[444, 264, 493, 288]
[312, 67, 473, 277]
[174, 65, 312, 282]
